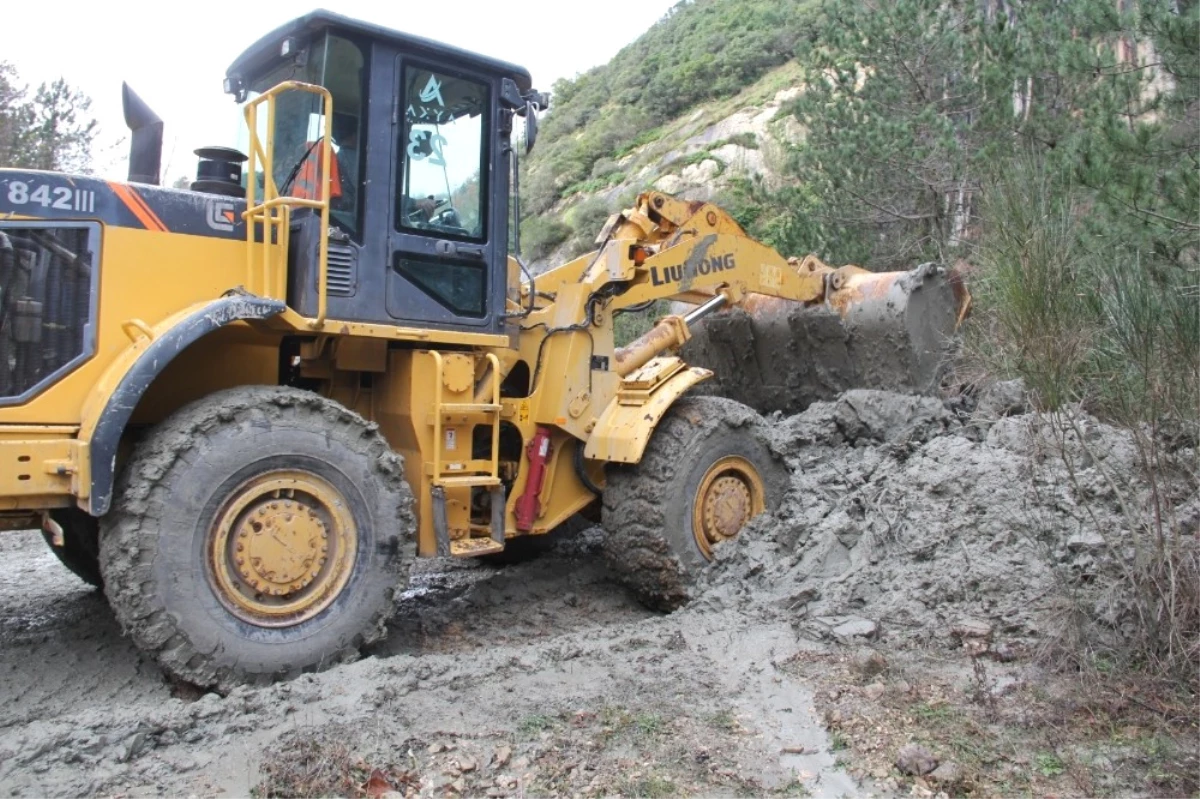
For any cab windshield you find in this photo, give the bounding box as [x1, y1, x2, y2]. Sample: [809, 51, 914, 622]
[238, 32, 366, 237]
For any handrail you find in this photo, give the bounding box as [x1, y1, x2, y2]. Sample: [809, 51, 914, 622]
[430, 351, 446, 481]
[485, 353, 501, 479]
[242, 81, 333, 329]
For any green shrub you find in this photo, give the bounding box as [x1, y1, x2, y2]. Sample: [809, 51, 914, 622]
[970, 155, 1199, 425]
[520, 216, 571, 261]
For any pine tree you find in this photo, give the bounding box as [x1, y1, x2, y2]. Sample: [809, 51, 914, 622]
[781, 0, 1197, 272]
[0, 64, 98, 173]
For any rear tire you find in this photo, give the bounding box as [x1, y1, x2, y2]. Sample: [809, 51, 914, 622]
[99, 386, 414, 689]
[602, 395, 788, 611]
[42, 508, 102, 588]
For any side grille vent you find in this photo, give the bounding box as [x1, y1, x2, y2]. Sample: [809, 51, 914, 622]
[326, 243, 356, 297]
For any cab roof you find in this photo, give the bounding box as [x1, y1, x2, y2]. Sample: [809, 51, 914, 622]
[225, 9, 534, 93]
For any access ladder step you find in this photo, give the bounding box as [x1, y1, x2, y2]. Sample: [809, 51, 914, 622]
[432, 475, 502, 488]
[431, 484, 508, 557]
[438, 403, 501, 413]
[449, 538, 505, 558]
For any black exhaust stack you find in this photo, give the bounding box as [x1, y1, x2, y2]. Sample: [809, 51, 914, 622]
[122, 83, 162, 185]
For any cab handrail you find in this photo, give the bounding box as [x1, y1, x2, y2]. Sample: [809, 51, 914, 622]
[242, 81, 334, 329]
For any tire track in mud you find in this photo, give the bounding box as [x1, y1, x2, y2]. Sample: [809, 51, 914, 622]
[0, 530, 659, 795]
[0, 533, 170, 733]
[0, 528, 858, 798]
[0, 529, 646, 728]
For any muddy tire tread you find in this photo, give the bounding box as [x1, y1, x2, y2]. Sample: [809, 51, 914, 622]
[99, 386, 414, 689]
[601, 395, 783, 612]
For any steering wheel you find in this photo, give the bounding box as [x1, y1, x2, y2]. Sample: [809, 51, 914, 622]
[403, 196, 452, 227]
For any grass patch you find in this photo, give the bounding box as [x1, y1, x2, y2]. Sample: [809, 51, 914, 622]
[706, 709, 738, 732]
[517, 713, 556, 736]
[254, 725, 417, 799]
[614, 125, 666, 158]
[774, 776, 812, 796]
[634, 713, 664, 736]
[911, 701, 955, 722]
[792, 648, 1198, 798]
[596, 705, 668, 742]
[1035, 752, 1065, 777]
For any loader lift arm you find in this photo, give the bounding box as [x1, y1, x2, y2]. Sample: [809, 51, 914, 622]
[561, 191, 924, 378]
[513, 190, 970, 465]
[590, 192, 835, 308]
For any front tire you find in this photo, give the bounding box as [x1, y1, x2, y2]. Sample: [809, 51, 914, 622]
[602, 396, 788, 611]
[99, 386, 414, 689]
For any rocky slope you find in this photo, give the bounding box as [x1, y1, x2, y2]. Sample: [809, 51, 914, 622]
[527, 63, 804, 272]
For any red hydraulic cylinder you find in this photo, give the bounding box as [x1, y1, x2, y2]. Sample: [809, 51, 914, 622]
[515, 426, 553, 531]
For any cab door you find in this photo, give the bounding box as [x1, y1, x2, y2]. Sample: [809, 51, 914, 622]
[386, 60, 506, 333]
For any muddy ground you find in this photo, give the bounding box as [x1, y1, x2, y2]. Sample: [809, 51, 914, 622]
[0, 388, 1195, 798]
[0, 529, 855, 798]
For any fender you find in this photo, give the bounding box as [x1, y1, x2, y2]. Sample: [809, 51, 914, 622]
[79, 294, 286, 515]
[584, 356, 712, 464]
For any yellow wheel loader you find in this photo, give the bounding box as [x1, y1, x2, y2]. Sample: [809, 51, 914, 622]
[0, 10, 968, 688]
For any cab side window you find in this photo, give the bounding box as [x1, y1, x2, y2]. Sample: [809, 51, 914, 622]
[271, 33, 366, 238]
[396, 67, 488, 240]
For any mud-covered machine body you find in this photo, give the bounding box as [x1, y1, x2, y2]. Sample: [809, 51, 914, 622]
[0, 10, 968, 686]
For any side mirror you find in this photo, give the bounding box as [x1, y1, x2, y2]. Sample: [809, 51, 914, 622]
[524, 102, 539, 155]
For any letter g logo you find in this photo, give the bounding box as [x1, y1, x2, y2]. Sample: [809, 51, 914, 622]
[205, 199, 237, 232]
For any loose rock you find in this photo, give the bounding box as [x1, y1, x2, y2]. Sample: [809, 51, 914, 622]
[896, 744, 938, 776]
[929, 761, 962, 784]
[831, 618, 878, 640]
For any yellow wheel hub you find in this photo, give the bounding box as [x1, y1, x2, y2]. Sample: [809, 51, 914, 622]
[692, 456, 766, 560]
[234, 500, 327, 595]
[208, 471, 357, 627]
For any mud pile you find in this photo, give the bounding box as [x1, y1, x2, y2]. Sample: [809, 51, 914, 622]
[696, 386, 1193, 653]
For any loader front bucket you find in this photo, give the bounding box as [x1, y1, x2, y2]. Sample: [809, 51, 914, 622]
[680, 263, 971, 415]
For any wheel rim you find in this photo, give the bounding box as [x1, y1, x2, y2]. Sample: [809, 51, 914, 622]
[691, 455, 766, 560]
[208, 470, 357, 627]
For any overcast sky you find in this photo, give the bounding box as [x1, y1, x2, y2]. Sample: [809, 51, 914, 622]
[5, 0, 680, 183]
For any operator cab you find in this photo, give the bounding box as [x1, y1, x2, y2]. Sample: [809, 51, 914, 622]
[223, 10, 540, 335]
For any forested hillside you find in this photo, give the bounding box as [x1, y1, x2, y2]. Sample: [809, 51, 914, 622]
[521, 0, 816, 217]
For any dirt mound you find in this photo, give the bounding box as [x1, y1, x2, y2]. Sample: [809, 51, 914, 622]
[695, 387, 1190, 659]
